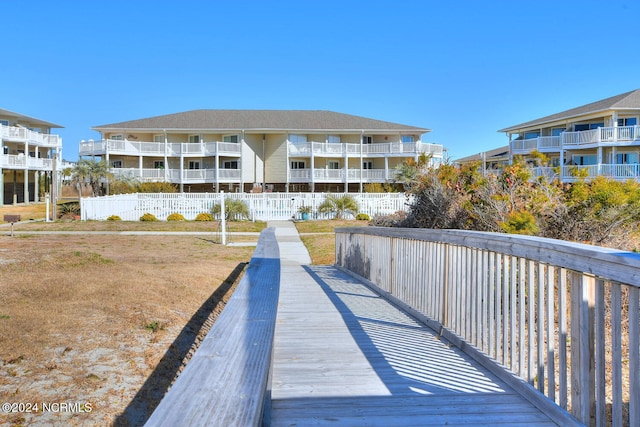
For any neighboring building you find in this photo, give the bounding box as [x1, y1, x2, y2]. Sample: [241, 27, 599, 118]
[499, 89, 640, 181]
[80, 110, 443, 193]
[0, 108, 63, 205]
[455, 145, 510, 174]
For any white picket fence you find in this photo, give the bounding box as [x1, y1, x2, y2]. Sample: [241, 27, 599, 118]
[80, 192, 411, 221]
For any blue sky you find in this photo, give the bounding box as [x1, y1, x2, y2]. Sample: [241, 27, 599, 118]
[2, 0, 639, 162]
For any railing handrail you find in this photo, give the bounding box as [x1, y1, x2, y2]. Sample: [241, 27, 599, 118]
[336, 227, 640, 426]
[337, 227, 639, 286]
[145, 228, 280, 426]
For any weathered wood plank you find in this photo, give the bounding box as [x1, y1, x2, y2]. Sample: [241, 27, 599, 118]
[271, 263, 562, 426]
[145, 229, 280, 427]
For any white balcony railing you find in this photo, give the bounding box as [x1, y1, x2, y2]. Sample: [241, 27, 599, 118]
[511, 136, 561, 153]
[110, 168, 240, 183]
[563, 125, 640, 146]
[512, 126, 640, 153]
[80, 139, 242, 157]
[0, 154, 55, 170]
[561, 163, 640, 180]
[288, 141, 443, 157]
[289, 168, 389, 183]
[0, 124, 62, 147]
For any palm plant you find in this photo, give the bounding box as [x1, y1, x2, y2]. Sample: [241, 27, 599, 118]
[211, 198, 250, 221]
[70, 159, 112, 198]
[317, 194, 359, 219]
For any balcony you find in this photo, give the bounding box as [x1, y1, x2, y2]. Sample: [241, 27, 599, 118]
[512, 126, 640, 154]
[563, 125, 640, 146]
[288, 141, 443, 157]
[289, 168, 390, 183]
[0, 153, 55, 170]
[109, 168, 241, 183]
[79, 139, 242, 157]
[560, 163, 640, 181]
[511, 136, 561, 154]
[0, 124, 62, 148]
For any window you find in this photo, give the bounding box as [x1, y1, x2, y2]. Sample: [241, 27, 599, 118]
[328, 135, 341, 144]
[188, 135, 200, 144]
[328, 161, 340, 169]
[552, 128, 565, 136]
[576, 123, 604, 131]
[0, 120, 9, 126]
[363, 161, 373, 169]
[573, 155, 597, 166]
[401, 135, 414, 143]
[618, 118, 638, 126]
[188, 161, 200, 169]
[223, 160, 238, 169]
[363, 136, 372, 144]
[110, 134, 124, 141]
[153, 135, 164, 143]
[290, 161, 305, 169]
[112, 160, 122, 168]
[223, 135, 239, 143]
[289, 134, 307, 143]
[524, 131, 540, 139]
[154, 161, 164, 169]
[616, 153, 638, 164]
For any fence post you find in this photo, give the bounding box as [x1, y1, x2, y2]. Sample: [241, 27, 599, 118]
[570, 272, 595, 424]
[221, 190, 226, 246]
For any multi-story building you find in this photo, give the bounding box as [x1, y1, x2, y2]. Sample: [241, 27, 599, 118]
[80, 110, 442, 193]
[0, 108, 63, 205]
[499, 89, 640, 181]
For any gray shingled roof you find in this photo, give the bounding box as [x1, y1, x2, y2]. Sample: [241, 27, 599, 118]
[499, 89, 640, 133]
[93, 110, 430, 133]
[0, 107, 63, 128]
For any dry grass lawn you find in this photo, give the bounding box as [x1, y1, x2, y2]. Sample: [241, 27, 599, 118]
[296, 219, 369, 264]
[0, 231, 254, 426]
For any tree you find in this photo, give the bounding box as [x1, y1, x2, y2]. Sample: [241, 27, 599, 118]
[317, 194, 359, 219]
[69, 159, 112, 198]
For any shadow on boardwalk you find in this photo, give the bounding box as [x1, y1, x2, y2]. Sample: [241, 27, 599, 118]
[113, 262, 247, 427]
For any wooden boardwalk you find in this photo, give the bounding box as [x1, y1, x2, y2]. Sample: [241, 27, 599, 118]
[269, 222, 560, 426]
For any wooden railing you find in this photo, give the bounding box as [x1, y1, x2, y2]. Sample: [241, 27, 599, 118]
[336, 227, 640, 426]
[145, 228, 280, 426]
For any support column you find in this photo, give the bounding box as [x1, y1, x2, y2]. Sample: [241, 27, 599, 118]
[310, 140, 315, 192]
[0, 168, 4, 207]
[34, 171, 39, 202]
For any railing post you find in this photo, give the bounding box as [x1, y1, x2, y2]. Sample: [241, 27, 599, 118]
[441, 243, 449, 328]
[570, 272, 595, 424]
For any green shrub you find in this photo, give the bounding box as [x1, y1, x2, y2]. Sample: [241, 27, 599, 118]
[106, 215, 121, 221]
[58, 202, 80, 216]
[140, 213, 158, 222]
[167, 212, 185, 221]
[317, 194, 359, 219]
[356, 213, 371, 221]
[211, 199, 250, 221]
[500, 210, 538, 235]
[195, 212, 214, 221]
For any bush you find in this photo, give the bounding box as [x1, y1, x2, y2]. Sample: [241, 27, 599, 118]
[211, 199, 250, 221]
[167, 212, 185, 221]
[140, 213, 158, 222]
[317, 194, 359, 219]
[106, 215, 121, 221]
[500, 210, 538, 235]
[195, 212, 214, 221]
[356, 213, 370, 221]
[370, 211, 407, 227]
